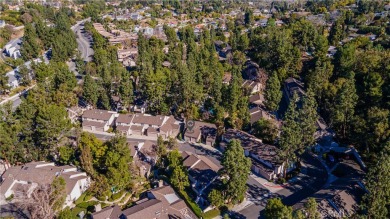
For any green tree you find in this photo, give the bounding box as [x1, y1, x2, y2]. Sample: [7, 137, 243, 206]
[221, 139, 251, 204]
[265, 72, 282, 112]
[79, 135, 96, 178]
[304, 198, 320, 219]
[167, 149, 182, 173]
[363, 72, 384, 106]
[265, 198, 293, 219]
[362, 142, 390, 219]
[58, 146, 75, 165]
[244, 9, 253, 26]
[170, 165, 189, 192]
[75, 52, 86, 74]
[208, 189, 224, 208]
[252, 118, 279, 144]
[83, 74, 99, 106]
[50, 176, 67, 213]
[35, 104, 71, 154]
[118, 72, 133, 110]
[328, 18, 345, 46]
[331, 76, 358, 140]
[57, 208, 73, 219]
[279, 93, 302, 174]
[20, 23, 41, 60]
[299, 90, 318, 151]
[18, 64, 31, 86]
[104, 135, 133, 190]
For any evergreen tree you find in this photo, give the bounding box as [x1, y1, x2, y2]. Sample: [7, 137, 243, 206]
[331, 76, 358, 140]
[209, 189, 224, 208]
[18, 64, 31, 86]
[304, 198, 321, 219]
[362, 142, 390, 219]
[328, 18, 345, 46]
[21, 23, 41, 60]
[265, 198, 293, 219]
[279, 93, 302, 175]
[170, 165, 189, 192]
[265, 72, 282, 112]
[83, 74, 99, 106]
[299, 90, 318, 152]
[244, 9, 253, 26]
[119, 72, 134, 111]
[104, 135, 133, 190]
[221, 139, 251, 204]
[252, 118, 279, 144]
[35, 104, 71, 155]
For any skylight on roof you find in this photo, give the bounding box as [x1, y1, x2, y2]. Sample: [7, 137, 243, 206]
[164, 193, 180, 204]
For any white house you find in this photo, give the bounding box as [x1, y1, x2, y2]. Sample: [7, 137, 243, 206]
[0, 162, 91, 207]
[82, 109, 117, 132]
[4, 38, 22, 59]
[6, 70, 19, 90]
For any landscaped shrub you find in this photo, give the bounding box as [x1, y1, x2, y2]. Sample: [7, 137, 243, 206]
[71, 206, 86, 218]
[76, 201, 98, 209]
[202, 208, 221, 219]
[110, 190, 125, 201]
[5, 194, 14, 201]
[84, 193, 93, 202]
[177, 189, 203, 217]
[74, 193, 87, 205]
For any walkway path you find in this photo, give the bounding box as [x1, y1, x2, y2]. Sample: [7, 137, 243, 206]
[89, 192, 127, 205]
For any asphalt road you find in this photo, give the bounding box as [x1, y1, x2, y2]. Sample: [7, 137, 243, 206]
[68, 18, 93, 83]
[72, 18, 93, 62]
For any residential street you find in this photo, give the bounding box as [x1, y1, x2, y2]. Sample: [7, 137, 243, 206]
[68, 18, 93, 84]
[71, 18, 93, 62]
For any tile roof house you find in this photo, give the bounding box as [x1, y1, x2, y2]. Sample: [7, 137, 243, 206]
[220, 129, 286, 180]
[96, 185, 197, 219]
[181, 151, 222, 206]
[249, 93, 265, 106]
[242, 80, 263, 94]
[6, 70, 19, 90]
[159, 116, 180, 140]
[82, 109, 117, 132]
[114, 114, 180, 139]
[91, 204, 122, 219]
[283, 77, 306, 105]
[184, 121, 217, 146]
[0, 162, 90, 207]
[249, 107, 281, 129]
[297, 179, 366, 219]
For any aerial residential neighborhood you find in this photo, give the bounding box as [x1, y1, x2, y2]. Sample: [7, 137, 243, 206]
[0, 0, 389, 219]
